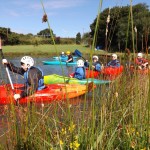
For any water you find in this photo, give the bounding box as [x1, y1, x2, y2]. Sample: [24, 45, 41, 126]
[0, 57, 76, 84]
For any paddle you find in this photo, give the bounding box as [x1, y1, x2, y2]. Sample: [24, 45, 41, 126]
[0, 37, 19, 104]
[0, 38, 15, 91]
[74, 49, 86, 61]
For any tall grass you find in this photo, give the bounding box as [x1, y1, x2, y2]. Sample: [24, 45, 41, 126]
[0, 72, 149, 149]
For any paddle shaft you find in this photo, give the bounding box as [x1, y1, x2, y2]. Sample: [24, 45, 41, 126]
[0, 39, 15, 90]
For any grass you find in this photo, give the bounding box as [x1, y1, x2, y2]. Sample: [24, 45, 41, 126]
[0, 70, 149, 150]
[2, 44, 106, 57]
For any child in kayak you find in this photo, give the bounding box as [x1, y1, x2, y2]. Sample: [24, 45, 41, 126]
[70, 59, 85, 80]
[2, 56, 45, 101]
[107, 54, 120, 68]
[84, 55, 101, 72]
[135, 52, 149, 70]
[66, 51, 73, 63]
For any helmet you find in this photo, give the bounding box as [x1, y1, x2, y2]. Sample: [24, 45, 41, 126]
[61, 52, 64, 55]
[21, 56, 34, 67]
[93, 55, 99, 60]
[112, 54, 117, 59]
[66, 51, 70, 54]
[77, 59, 84, 67]
[137, 53, 143, 57]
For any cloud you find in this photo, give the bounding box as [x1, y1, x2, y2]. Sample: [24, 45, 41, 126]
[31, 0, 86, 10]
[9, 11, 20, 17]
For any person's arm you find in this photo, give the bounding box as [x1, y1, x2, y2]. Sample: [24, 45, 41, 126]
[2, 60, 25, 75]
[94, 63, 101, 71]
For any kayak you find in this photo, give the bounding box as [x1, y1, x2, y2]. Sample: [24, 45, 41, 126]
[100, 65, 124, 80]
[130, 67, 150, 75]
[69, 69, 100, 79]
[0, 83, 94, 105]
[42, 61, 77, 66]
[53, 56, 78, 61]
[85, 69, 100, 78]
[44, 74, 110, 85]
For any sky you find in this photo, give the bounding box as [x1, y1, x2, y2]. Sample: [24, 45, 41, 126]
[0, 0, 149, 38]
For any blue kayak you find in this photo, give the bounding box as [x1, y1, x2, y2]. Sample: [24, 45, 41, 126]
[42, 61, 77, 66]
[53, 56, 78, 61]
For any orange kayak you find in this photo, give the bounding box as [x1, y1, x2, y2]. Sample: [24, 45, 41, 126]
[0, 83, 95, 105]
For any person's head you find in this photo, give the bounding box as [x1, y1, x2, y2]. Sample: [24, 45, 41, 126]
[112, 54, 117, 60]
[92, 55, 99, 62]
[61, 52, 65, 55]
[66, 51, 70, 55]
[137, 53, 143, 58]
[20, 56, 34, 71]
[77, 59, 84, 67]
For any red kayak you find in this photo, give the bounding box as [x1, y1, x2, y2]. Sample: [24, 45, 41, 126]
[100, 66, 124, 80]
[0, 83, 94, 105]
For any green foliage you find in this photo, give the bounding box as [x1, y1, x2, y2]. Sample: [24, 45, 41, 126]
[76, 32, 81, 44]
[90, 3, 150, 52]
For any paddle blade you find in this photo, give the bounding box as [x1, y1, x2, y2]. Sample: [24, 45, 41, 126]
[74, 49, 82, 57]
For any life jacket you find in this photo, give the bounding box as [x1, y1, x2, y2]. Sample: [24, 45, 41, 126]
[108, 60, 120, 67]
[24, 67, 45, 91]
[92, 61, 101, 71]
[74, 67, 85, 80]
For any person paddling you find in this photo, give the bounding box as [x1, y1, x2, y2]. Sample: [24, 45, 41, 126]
[66, 51, 73, 63]
[84, 55, 101, 72]
[135, 52, 149, 70]
[107, 54, 120, 68]
[70, 59, 85, 80]
[2, 56, 45, 100]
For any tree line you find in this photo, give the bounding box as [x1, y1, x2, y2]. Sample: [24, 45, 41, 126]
[90, 3, 150, 53]
[0, 3, 149, 53]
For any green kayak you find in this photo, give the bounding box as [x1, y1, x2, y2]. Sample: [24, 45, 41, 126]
[44, 74, 111, 85]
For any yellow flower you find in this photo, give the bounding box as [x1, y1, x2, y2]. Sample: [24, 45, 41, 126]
[61, 128, 67, 135]
[70, 143, 73, 149]
[59, 140, 63, 145]
[140, 148, 146, 150]
[69, 122, 75, 132]
[73, 140, 80, 149]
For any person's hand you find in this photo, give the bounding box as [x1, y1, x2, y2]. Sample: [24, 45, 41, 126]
[86, 60, 88, 62]
[14, 94, 21, 100]
[2, 59, 8, 65]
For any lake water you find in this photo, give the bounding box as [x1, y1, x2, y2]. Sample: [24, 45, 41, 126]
[0, 57, 76, 84]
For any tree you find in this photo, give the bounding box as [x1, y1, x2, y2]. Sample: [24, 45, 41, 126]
[76, 32, 81, 44]
[90, 3, 150, 52]
[37, 28, 55, 38]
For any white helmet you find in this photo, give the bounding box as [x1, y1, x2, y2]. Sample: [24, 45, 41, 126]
[77, 59, 84, 67]
[93, 55, 99, 60]
[112, 54, 117, 59]
[61, 52, 64, 55]
[21, 56, 34, 68]
[137, 53, 143, 57]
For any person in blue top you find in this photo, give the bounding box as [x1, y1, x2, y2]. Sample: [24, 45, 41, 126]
[2, 56, 45, 101]
[60, 52, 66, 58]
[84, 55, 101, 72]
[107, 54, 120, 68]
[73, 59, 85, 80]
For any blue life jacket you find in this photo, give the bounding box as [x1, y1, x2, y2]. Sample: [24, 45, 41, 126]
[74, 67, 85, 80]
[24, 67, 45, 91]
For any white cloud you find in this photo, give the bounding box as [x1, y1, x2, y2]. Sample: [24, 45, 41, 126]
[31, 0, 86, 10]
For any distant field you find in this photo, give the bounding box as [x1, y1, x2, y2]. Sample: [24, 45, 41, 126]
[2, 44, 106, 57]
